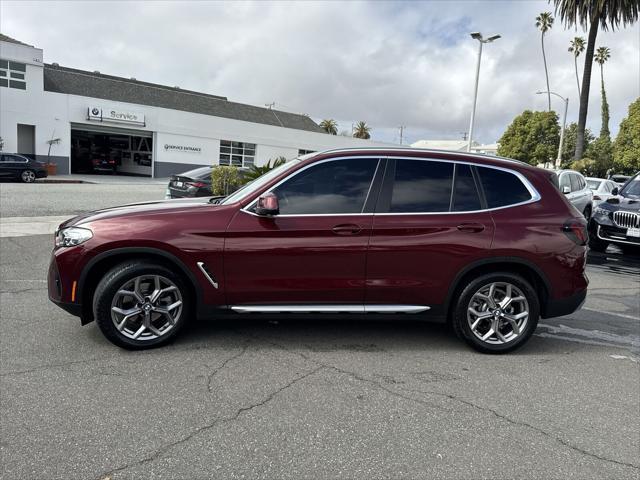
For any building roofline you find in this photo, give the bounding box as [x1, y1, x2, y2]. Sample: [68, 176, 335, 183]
[0, 33, 34, 47]
[44, 63, 228, 102]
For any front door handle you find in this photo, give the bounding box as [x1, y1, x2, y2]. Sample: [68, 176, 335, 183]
[332, 224, 362, 235]
[457, 222, 485, 233]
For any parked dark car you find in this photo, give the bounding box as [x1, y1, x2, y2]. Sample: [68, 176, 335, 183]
[166, 166, 213, 198]
[90, 152, 117, 174]
[608, 174, 632, 188]
[589, 172, 640, 254]
[48, 148, 588, 353]
[0, 153, 48, 182]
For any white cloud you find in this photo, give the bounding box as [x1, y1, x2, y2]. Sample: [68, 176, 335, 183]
[1, 0, 638, 145]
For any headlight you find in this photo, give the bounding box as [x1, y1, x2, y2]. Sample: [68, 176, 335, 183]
[55, 227, 93, 248]
[594, 207, 610, 216]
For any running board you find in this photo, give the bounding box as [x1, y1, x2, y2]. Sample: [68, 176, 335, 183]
[230, 305, 430, 314]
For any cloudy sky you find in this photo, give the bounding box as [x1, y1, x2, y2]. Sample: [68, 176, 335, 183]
[2, 0, 638, 145]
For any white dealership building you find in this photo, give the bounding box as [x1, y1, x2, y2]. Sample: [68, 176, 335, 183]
[0, 34, 388, 177]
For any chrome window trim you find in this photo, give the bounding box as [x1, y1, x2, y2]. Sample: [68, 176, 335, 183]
[240, 155, 541, 218]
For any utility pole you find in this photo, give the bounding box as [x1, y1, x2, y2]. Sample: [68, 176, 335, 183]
[536, 91, 569, 168]
[398, 126, 406, 145]
[460, 132, 468, 141]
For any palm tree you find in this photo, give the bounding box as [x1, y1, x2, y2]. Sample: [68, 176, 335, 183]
[352, 121, 371, 139]
[535, 12, 554, 111]
[319, 119, 338, 135]
[568, 36, 586, 98]
[243, 157, 287, 182]
[553, 0, 639, 160]
[594, 46, 612, 138]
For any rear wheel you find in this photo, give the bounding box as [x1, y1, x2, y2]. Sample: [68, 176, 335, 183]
[452, 273, 539, 354]
[21, 170, 36, 183]
[93, 262, 191, 349]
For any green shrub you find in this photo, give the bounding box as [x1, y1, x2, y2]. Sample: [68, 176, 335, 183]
[211, 166, 243, 196]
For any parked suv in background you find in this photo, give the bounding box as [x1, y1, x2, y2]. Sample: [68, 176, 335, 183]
[589, 172, 640, 254]
[48, 149, 588, 353]
[553, 169, 593, 220]
[0, 153, 48, 183]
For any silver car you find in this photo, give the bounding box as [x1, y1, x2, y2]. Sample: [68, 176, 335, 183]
[586, 177, 619, 208]
[554, 169, 594, 219]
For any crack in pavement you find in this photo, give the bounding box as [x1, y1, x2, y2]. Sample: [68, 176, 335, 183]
[1, 287, 47, 294]
[238, 332, 640, 472]
[96, 366, 324, 480]
[206, 342, 251, 393]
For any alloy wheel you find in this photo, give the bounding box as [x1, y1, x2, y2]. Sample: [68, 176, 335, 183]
[467, 282, 529, 345]
[21, 170, 36, 183]
[110, 275, 183, 341]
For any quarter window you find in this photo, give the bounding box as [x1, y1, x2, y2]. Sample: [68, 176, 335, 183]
[219, 140, 256, 167]
[452, 164, 482, 212]
[478, 167, 532, 208]
[271, 158, 378, 215]
[569, 174, 580, 192]
[390, 160, 453, 213]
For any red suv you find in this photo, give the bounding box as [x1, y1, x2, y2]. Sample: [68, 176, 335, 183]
[48, 149, 589, 353]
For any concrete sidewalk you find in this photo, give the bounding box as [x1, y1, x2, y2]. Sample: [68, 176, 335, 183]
[38, 174, 168, 185]
[0, 215, 73, 238]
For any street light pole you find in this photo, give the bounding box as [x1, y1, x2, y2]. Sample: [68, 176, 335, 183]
[537, 90, 569, 168]
[467, 32, 501, 152]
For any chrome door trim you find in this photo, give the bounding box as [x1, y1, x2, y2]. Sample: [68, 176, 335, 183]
[230, 304, 430, 314]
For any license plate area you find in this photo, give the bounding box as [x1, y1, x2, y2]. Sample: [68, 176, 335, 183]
[626, 227, 640, 238]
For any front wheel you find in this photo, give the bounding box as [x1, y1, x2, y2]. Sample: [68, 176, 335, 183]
[93, 262, 191, 349]
[452, 273, 539, 354]
[21, 170, 36, 183]
[588, 235, 608, 253]
[583, 205, 592, 221]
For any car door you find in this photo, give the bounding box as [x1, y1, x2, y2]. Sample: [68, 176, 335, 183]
[365, 158, 494, 312]
[570, 173, 590, 212]
[0, 155, 9, 178]
[223, 157, 383, 308]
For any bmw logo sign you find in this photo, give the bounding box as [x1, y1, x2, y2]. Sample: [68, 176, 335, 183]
[91, 108, 100, 116]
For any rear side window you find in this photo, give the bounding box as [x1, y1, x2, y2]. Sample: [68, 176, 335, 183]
[477, 167, 532, 209]
[570, 174, 580, 192]
[272, 158, 378, 214]
[390, 160, 453, 213]
[452, 164, 482, 211]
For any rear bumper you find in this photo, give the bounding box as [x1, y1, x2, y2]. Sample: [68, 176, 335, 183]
[542, 288, 587, 318]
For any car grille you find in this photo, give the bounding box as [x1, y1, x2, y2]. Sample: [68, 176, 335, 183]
[613, 211, 640, 229]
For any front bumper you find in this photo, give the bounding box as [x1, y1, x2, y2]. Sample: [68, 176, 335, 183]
[595, 224, 640, 246]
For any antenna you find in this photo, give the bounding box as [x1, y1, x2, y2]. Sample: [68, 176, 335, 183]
[265, 102, 275, 110]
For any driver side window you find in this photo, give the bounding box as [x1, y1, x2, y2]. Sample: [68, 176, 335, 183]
[271, 158, 379, 215]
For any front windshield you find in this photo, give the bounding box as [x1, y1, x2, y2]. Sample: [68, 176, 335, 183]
[220, 159, 302, 205]
[619, 174, 640, 198]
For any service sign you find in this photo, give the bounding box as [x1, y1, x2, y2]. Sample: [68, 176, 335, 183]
[87, 106, 146, 126]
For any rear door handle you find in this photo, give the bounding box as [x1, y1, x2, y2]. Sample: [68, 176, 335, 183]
[332, 224, 362, 235]
[457, 222, 485, 233]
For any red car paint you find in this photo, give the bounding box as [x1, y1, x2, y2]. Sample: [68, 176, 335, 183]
[48, 149, 588, 327]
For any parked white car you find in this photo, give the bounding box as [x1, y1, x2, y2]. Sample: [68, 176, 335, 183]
[552, 169, 594, 219]
[586, 177, 619, 208]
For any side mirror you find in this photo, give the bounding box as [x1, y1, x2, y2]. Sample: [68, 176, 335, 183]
[562, 185, 571, 194]
[256, 192, 279, 216]
[611, 187, 619, 196]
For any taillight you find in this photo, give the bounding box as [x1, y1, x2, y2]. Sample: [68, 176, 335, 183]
[562, 219, 588, 246]
[187, 182, 206, 188]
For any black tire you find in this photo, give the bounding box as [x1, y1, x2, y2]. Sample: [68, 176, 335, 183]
[620, 244, 640, 256]
[588, 235, 608, 253]
[583, 205, 592, 221]
[93, 262, 191, 349]
[452, 272, 540, 354]
[21, 169, 36, 183]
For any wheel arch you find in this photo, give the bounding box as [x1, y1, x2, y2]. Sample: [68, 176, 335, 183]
[444, 257, 552, 322]
[78, 247, 202, 325]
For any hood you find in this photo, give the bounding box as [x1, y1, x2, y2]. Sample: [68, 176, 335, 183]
[61, 197, 215, 228]
[605, 195, 640, 212]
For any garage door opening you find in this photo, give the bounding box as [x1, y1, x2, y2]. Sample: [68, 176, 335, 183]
[71, 128, 152, 176]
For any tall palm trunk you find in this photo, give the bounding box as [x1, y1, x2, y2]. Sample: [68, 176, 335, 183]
[600, 63, 610, 139]
[574, 55, 581, 98]
[541, 32, 551, 111]
[575, 17, 598, 160]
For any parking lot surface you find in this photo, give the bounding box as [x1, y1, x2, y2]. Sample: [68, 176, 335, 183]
[1, 182, 639, 479]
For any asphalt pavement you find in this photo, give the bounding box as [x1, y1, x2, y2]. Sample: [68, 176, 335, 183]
[1, 181, 639, 480]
